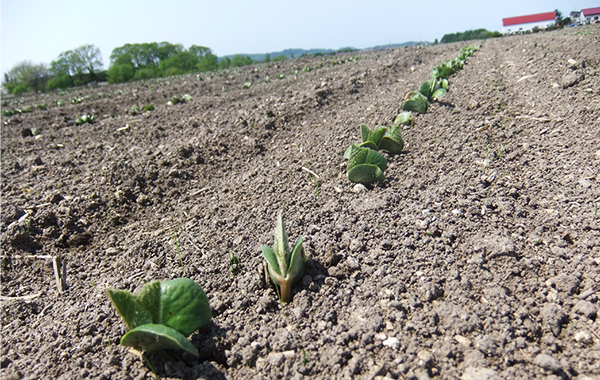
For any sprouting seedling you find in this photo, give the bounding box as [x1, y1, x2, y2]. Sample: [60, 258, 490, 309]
[182, 94, 192, 102]
[143, 354, 161, 380]
[378, 125, 404, 154]
[168, 96, 180, 105]
[76, 114, 95, 125]
[143, 103, 155, 112]
[107, 278, 211, 357]
[130, 105, 141, 115]
[343, 124, 386, 158]
[262, 211, 306, 303]
[402, 91, 429, 114]
[277, 73, 285, 79]
[242, 82, 252, 89]
[265, 76, 271, 83]
[419, 77, 448, 101]
[346, 144, 387, 184]
[228, 250, 242, 276]
[394, 111, 414, 127]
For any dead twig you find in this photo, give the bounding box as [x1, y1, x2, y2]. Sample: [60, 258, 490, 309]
[52, 254, 68, 293]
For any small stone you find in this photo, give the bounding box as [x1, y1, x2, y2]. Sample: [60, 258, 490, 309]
[574, 330, 593, 344]
[533, 353, 561, 372]
[572, 300, 597, 320]
[561, 71, 584, 88]
[567, 58, 578, 69]
[454, 335, 472, 347]
[461, 367, 496, 380]
[268, 352, 285, 367]
[382, 337, 400, 349]
[416, 350, 433, 367]
[353, 184, 367, 193]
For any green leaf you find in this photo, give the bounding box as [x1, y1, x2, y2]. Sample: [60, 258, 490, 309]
[121, 324, 199, 357]
[360, 124, 372, 142]
[379, 125, 404, 154]
[358, 141, 379, 151]
[347, 145, 369, 172]
[394, 111, 413, 126]
[108, 278, 211, 338]
[158, 278, 212, 337]
[273, 210, 291, 277]
[419, 81, 431, 99]
[287, 238, 306, 285]
[402, 99, 428, 114]
[262, 245, 282, 277]
[343, 145, 355, 159]
[432, 88, 447, 99]
[347, 164, 385, 184]
[365, 149, 387, 172]
[107, 288, 154, 330]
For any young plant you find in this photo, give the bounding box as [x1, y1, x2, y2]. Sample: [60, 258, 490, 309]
[168, 96, 180, 105]
[182, 94, 193, 102]
[379, 125, 404, 154]
[346, 144, 387, 184]
[107, 278, 211, 357]
[262, 211, 306, 303]
[242, 82, 252, 89]
[394, 111, 414, 126]
[143, 103, 155, 111]
[76, 114, 95, 125]
[402, 91, 429, 114]
[419, 77, 448, 101]
[130, 105, 141, 115]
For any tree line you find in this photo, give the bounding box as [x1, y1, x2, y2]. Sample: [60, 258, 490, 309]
[2, 42, 268, 95]
[440, 29, 502, 44]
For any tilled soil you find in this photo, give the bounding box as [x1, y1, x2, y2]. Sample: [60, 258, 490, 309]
[2, 26, 600, 380]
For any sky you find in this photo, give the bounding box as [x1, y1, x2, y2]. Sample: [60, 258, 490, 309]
[1, 0, 598, 75]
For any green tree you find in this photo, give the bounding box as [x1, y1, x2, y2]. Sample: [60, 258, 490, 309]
[197, 53, 219, 72]
[219, 57, 231, 70]
[230, 55, 254, 67]
[3, 61, 49, 94]
[49, 44, 103, 84]
[263, 53, 271, 63]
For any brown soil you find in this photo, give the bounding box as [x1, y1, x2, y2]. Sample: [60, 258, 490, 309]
[2, 26, 600, 380]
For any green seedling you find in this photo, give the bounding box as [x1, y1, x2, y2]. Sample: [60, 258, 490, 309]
[182, 94, 192, 102]
[107, 278, 211, 356]
[402, 91, 429, 114]
[419, 77, 448, 101]
[2, 110, 13, 117]
[277, 73, 285, 79]
[36, 103, 48, 110]
[228, 250, 242, 276]
[130, 105, 141, 115]
[168, 96, 180, 105]
[143, 103, 155, 111]
[379, 125, 404, 154]
[70, 97, 83, 104]
[394, 111, 414, 126]
[31, 127, 40, 136]
[57, 100, 65, 107]
[346, 144, 387, 184]
[265, 76, 271, 83]
[242, 82, 252, 89]
[76, 114, 95, 125]
[262, 211, 306, 303]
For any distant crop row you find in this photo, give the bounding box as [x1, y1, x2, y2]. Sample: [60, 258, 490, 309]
[343, 45, 479, 186]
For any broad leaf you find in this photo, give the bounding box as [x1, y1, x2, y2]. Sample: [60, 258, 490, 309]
[419, 81, 431, 99]
[158, 278, 211, 337]
[365, 149, 387, 172]
[379, 125, 404, 154]
[288, 238, 306, 284]
[121, 324, 199, 357]
[107, 288, 154, 330]
[358, 141, 379, 151]
[360, 124, 386, 146]
[394, 111, 413, 126]
[432, 88, 447, 99]
[348, 164, 385, 184]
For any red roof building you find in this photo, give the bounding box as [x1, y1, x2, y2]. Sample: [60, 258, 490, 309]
[502, 11, 556, 33]
[581, 7, 600, 22]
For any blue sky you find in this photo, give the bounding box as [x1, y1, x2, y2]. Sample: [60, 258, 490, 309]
[1, 0, 597, 74]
